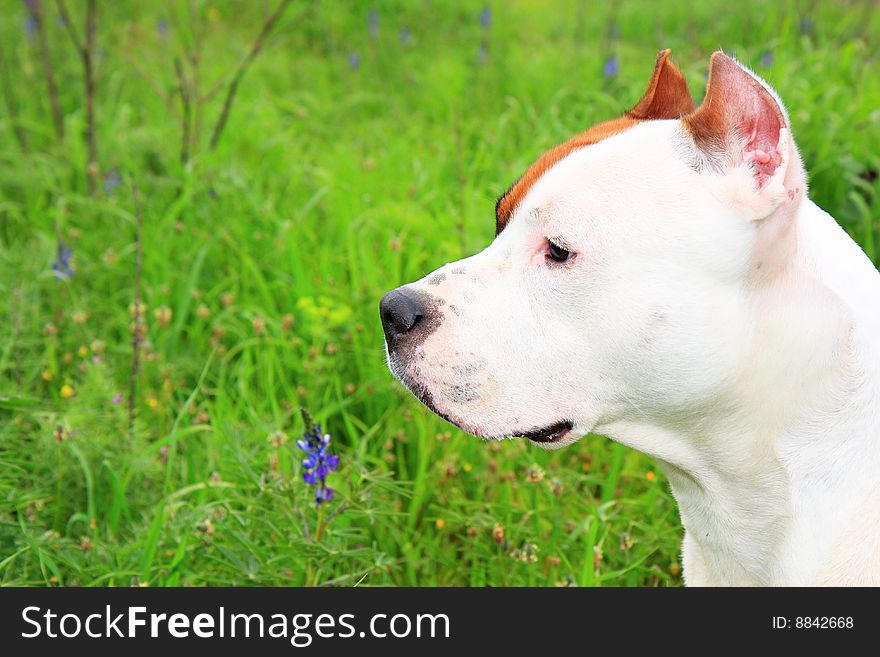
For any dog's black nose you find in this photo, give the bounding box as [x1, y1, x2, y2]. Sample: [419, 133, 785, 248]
[380, 288, 425, 346]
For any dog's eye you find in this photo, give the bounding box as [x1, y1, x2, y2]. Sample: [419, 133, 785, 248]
[546, 240, 573, 263]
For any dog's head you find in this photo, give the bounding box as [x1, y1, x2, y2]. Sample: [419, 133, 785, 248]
[381, 50, 806, 448]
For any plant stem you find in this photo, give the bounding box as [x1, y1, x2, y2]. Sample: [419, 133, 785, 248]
[129, 180, 144, 441]
[174, 58, 192, 165]
[57, 0, 99, 193]
[84, 0, 98, 194]
[209, 0, 293, 150]
[27, 0, 65, 142]
[315, 503, 325, 542]
[0, 44, 29, 151]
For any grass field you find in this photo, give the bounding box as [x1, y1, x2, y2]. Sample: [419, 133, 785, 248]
[0, 0, 877, 587]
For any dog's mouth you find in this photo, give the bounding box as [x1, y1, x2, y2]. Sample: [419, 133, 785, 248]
[517, 420, 574, 443]
[387, 354, 576, 444]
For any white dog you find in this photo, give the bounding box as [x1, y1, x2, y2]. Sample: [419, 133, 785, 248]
[380, 50, 880, 586]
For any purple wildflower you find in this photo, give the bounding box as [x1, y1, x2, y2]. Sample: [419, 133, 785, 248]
[297, 409, 340, 505]
[760, 50, 773, 67]
[480, 6, 492, 29]
[603, 54, 619, 78]
[157, 18, 169, 38]
[208, 188, 218, 201]
[112, 394, 123, 405]
[348, 51, 361, 71]
[800, 17, 814, 34]
[104, 169, 121, 196]
[399, 26, 411, 46]
[315, 486, 334, 503]
[368, 8, 379, 38]
[52, 242, 74, 281]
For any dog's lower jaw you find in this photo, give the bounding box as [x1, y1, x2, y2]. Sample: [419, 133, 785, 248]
[387, 350, 588, 443]
[386, 351, 492, 437]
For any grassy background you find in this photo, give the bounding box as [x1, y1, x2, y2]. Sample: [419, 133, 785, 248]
[0, 0, 877, 587]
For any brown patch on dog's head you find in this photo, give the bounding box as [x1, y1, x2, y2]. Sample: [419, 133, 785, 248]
[627, 49, 696, 121]
[493, 116, 641, 235]
[495, 49, 695, 235]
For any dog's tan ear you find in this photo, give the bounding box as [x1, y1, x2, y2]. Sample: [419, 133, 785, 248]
[684, 52, 790, 190]
[627, 49, 695, 120]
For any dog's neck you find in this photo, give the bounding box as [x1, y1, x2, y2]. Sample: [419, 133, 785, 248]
[599, 199, 880, 585]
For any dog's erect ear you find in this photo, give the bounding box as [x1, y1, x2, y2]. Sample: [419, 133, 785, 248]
[627, 49, 695, 120]
[685, 52, 806, 274]
[684, 52, 794, 194]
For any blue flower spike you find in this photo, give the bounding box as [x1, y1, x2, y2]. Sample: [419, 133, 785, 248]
[298, 408, 340, 505]
[52, 242, 74, 281]
[603, 54, 619, 79]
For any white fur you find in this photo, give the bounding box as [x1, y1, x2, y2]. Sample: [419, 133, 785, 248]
[386, 69, 880, 585]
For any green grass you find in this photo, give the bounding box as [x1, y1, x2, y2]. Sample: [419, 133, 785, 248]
[0, 0, 878, 587]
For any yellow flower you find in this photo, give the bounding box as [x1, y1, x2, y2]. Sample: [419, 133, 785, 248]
[646, 470, 657, 482]
[78, 345, 88, 357]
[148, 397, 159, 410]
[60, 384, 75, 398]
[463, 463, 473, 473]
[435, 518, 446, 529]
[42, 370, 53, 381]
